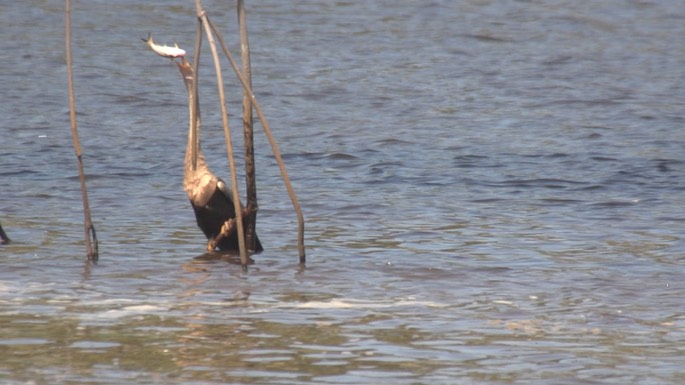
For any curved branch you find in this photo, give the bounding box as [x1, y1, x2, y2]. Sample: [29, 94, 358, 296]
[195, 0, 248, 266]
[208, 19, 306, 264]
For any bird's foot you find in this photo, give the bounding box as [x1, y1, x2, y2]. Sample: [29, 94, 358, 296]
[206, 218, 237, 251]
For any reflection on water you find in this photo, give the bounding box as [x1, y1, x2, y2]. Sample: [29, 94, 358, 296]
[2, 0, 685, 384]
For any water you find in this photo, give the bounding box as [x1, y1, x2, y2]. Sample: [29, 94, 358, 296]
[2, 0, 685, 383]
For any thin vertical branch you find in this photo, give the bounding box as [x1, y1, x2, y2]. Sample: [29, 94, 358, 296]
[0, 222, 9, 244]
[65, 0, 98, 261]
[195, 0, 248, 266]
[238, 0, 258, 252]
[208, 19, 306, 264]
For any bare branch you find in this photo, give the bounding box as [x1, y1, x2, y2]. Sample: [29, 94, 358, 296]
[65, 0, 98, 261]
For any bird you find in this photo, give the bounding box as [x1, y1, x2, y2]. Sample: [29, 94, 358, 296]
[176, 57, 262, 253]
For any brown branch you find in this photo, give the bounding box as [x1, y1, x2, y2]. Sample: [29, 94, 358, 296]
[65, 0, 98, 261]
[0, 222, 10, 244]
[238, 0, 258, 252]
[206, 206, 255, 251]
[207, 218, 236, 251]
[195, 0, 248, 266]
[208, 17, 306, 265]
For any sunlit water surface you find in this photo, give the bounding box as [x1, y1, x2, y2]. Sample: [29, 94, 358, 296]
[2, 1, 684, 384]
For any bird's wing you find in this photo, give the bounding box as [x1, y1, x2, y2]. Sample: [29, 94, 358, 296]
[216, 179, 235, 203]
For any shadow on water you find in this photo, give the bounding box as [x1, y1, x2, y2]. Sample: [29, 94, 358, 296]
[192, 250, 256, 265]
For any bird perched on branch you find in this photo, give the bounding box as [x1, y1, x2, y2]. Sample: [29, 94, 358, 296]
[176, 57, 262, 253]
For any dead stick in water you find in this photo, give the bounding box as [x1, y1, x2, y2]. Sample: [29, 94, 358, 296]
[65, 0, 98, 261]
[238, 0, 258, 252]
[0, 222, 9, 244]
[195, 0, 248, 266]
[208, 18, 306, 264]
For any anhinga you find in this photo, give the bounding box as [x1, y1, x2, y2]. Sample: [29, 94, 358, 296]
[176, 58, 262, 253]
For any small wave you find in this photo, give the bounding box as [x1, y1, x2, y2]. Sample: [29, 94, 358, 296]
[538, 198, 583, 205]
[82, 304, 170, 320]
[589, 199, 640, 207]
[487, 178, 583, 189]
[527, 98, 622, 108]
[327, 153, 359, 161]
[591, 156, 618, 162]
[0, 338, 51, 346]
[461, 33, 511, 43]
[0, 169, 39, 177]
[281, 151, 359, 161]
[283, 298, 447, 310]
[453, 154, 502, 169]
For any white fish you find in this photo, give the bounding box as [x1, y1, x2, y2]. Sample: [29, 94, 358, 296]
[142, 33, 186, 59]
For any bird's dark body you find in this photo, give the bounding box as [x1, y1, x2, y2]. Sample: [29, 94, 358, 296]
[190, 181, 263, 252]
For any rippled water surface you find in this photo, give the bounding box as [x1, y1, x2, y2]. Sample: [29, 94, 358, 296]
[2, 1, 685, 384]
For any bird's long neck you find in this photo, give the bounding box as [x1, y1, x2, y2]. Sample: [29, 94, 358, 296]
[177, 58, 207, 177]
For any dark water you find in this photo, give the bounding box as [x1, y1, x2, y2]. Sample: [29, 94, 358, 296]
[2, 0, 685, 384]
